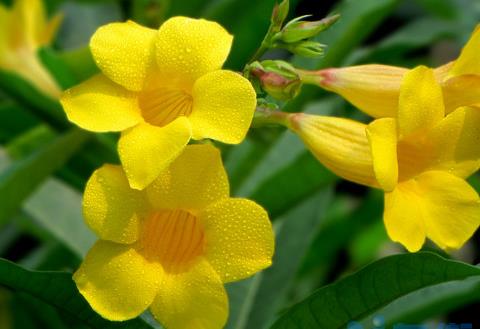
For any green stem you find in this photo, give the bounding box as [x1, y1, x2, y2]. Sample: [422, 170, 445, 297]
[251, 106, 291, 128]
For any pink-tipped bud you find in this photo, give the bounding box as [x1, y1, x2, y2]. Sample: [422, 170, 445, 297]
[249, 60, 302, 101]
[271, 0, 290, 29]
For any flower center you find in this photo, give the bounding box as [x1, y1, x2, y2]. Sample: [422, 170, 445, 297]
[139, 209, 205, 273]
[397, 137, 434, 181]
[139, 87, 193, 127]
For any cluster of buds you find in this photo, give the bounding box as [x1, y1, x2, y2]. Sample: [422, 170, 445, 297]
[247, 60, 302, 101]
[269, 0, 339, 57]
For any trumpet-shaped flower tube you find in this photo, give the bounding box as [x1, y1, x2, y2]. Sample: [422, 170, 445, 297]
[286, 66, 480, 252]
[309, 24, 480, 118]
[0, 0, 62, 98]
[75, 144, 274, 329]
[61, 17, 257, 190]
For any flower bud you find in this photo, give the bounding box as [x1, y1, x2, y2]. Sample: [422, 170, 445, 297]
[287, 113, 378, 188]
[277, 14, 340, 43]
[249, 60, 302, 101]
[306, 65, 408, 118]
[271, 0, 289, 29]
[285, 40, 325, 57]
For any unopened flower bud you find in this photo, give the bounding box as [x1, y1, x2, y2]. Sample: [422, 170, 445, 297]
[287, 113, 378, 188]
[271, 0, 289, 29]
[277, 14, 340, 43]
[249, 60, 302, 101]
[285, 41, 326, 57]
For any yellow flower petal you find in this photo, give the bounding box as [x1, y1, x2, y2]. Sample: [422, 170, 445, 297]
[12, 0, 47, 47]
[449, 25, 480, 77]
[366, 118, 398, 192]
[155, 16, 233, 88]
[201, 198, 274, 283]
[61, 74, 143, 132]
[289, 113, 379, 188]
[74, 241, 162, 321]
[90, 21, 157, 91]
[418, 171, 480, 250]
[118, 118, 192, 190]
[189, 70, 256, 144]
[426, 106, 480, 178]
[150, 258, 228, 329]
[398, 66, 444, 138]
[317, 64, 407, 118]
[384, 180, 426, 252]
[83, 164, 148, 244]
[442, 75, 480, 113]
[146, 144, 229, 211]
[434, 61, 454, 83]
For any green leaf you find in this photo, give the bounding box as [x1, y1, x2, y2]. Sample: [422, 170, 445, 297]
[271, 252, 480, 329]
[0, 128, 89, 225]
[0, 70, 67, 130]
[0, 258, 154, 329]
[227, 188, 332, 329]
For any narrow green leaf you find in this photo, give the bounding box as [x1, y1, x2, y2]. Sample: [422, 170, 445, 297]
[0, 70, 68, 130]
[0, 258, 154, 329]
[271, 252, 480, 329]
[245, 188, 333, 329]
[0, 128, 89, 224]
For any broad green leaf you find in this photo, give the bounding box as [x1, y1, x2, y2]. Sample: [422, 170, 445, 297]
[358, 276, 480, 326]
[227, 188, 332, 329]
[0, 258, 154, 329]
[23, 178, 95, 257]
[0, 102, 38, 144]
[38, 47, 79, 89]
[271, 252, 480, 329]
[0, 128, 89, 225]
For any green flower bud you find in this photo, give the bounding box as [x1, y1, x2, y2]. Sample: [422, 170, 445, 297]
[275, 14, 340, 43]
[286, 41, 326, 57]
[271, 0, 290, 29]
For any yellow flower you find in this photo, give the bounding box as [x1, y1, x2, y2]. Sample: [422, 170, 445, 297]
[287, 66, 480, 252]
[61, 17, 257, 190]
[74, 144, 274, 328]
[0, 0, 62, 98]
[310, 24, 480, 118]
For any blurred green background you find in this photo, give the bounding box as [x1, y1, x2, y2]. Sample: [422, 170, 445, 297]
[1, 0, 480, 328]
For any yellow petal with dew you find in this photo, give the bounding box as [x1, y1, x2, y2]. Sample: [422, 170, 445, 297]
[384, 180, 426, 252]
[189, 70, 256, 144]
[449, 25, 480, 77]
[398, 66, 444, 138]
[288, 113, 378, 188]
[366, 118, 398, 192]
[150, 258, 228, 329]
[118, 118, 191, 190]
[426, 106, 480, 178]
[418, 171, 480, 250]
[155, 16, 233, 89]
[90, 21, 157, 91]
[201, 198, 274, 283]
[74, 241, 162, 321]
[61, 74, 143, 132]
[316, 64, 407, 118]
[146, 144, 229, 211]
[442, 75, 480, 113]
[83, 164, 148, 244]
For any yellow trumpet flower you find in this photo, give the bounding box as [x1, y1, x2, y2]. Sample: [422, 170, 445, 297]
[61, 17, 257, 190]
[0, 0, 62, 98]
[74, 144, 274, 329]
[308, 24, 480, 118]
[287, 66, 480, 252]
